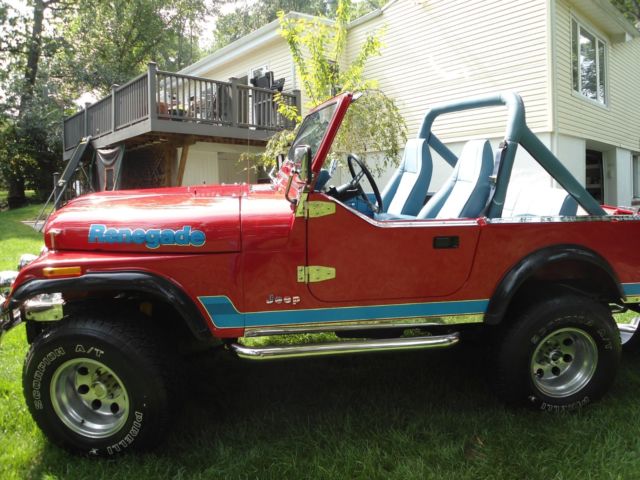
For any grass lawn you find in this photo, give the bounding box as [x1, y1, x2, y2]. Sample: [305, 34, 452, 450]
[3, 204, 640, 479]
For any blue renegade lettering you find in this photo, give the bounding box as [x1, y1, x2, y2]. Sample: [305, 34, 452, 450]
[88, 225, 206, 249]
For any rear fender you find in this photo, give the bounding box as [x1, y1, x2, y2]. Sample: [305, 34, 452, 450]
[485, 244, 623, 325]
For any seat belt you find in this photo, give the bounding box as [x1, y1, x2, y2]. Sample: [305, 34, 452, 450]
[483, 140, 508, 216]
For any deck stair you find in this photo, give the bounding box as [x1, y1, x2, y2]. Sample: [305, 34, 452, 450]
[34, 137, 94, 231]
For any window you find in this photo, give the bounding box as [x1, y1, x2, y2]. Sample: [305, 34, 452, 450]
[586, 150, 604, 203]
[633, 154, 640, 198]
[572, 19, 607, 104]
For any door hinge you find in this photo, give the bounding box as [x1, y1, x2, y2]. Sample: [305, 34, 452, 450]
[297, 265, 336, 283]
[295, 200, 336, 218]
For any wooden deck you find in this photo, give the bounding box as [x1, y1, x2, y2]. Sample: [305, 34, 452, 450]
[63, 62, 301, 159]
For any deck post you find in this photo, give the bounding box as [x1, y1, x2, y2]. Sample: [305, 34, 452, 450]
[293, 89, 302, 116]
[230, 77, 240, 127]
[292, 89, 302, 128]
[83, 102, 90, 137]
[111, 84, 118, 133]
[148, 62, 157, 130]
[177, 143, 190, 186]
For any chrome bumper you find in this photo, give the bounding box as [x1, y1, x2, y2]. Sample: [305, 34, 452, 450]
[0, 292, 64, 345]
[22, 293, 64, 322]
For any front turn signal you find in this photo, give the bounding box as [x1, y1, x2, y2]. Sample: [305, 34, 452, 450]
[42, 266, 82, 278]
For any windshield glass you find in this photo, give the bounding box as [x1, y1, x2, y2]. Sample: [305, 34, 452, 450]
[287, 101, 337, 163]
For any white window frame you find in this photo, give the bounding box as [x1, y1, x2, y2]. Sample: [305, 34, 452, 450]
[571, 17, 608, 106]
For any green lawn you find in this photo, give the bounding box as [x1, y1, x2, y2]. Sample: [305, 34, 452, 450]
[2, 205, 640, 479]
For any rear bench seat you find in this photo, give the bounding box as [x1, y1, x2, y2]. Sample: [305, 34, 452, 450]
[502, 186, 579, 217]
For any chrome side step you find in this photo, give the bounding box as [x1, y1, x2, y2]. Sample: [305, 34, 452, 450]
[229, 332, 460, 361]
[243, 314, 482, 337]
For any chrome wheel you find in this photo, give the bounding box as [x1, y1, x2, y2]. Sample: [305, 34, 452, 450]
[531, 327, 598, 398]
[50, 358, 129, 439]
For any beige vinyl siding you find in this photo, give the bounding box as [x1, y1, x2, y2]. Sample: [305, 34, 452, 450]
[198, 36, 297, 94]
[346, 0, 551, 142]
[554, 0, 640, 150]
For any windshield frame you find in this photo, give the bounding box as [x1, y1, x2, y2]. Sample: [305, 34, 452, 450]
[287, 102, 337, 166]
[286, 92, 354, 177]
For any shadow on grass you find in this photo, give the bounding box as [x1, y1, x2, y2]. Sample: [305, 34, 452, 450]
[24, 345, 640, 479]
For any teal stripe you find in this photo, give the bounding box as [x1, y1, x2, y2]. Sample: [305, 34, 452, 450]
[623, 283, 640, 296]
[199, 296, 489, 329]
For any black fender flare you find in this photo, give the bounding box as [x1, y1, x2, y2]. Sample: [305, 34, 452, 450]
[484, 244, 624, 325]
[7, 271, 211, 340]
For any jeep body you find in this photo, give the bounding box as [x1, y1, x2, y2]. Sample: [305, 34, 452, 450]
[2, 91, 639, 455]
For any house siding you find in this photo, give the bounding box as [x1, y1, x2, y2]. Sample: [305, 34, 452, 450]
[198, 36, 296, 93]
[554, 0, 640, 151]
[346, 0, 552, 142]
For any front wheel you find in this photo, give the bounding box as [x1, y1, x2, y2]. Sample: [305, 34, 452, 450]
[23, 315, 173, 456]
[495, 295, 620, 411]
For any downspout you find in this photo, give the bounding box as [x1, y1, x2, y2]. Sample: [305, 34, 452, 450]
[548, 0, 559, 187]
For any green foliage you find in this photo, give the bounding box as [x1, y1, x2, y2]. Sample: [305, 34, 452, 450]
[333, 90, 406, 172]
[258, 0, 407, 173]
[54, 0, 218, 95]
[611, 0, 640, 26]
[209, 0, 387, 53]
[0, 97, 63, 204]
[210, 1, 335, 51]
[0, 0, 220, 207]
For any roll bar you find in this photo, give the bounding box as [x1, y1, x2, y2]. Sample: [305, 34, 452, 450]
[416, 92, 605, 218]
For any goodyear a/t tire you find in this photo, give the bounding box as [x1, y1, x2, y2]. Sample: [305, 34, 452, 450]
[23, 316, 171, 456]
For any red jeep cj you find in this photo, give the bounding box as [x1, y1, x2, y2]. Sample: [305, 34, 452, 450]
[2, 92, 639, 456]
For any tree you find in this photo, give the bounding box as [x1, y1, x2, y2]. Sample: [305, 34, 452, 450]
[612, 0, 640, 27]
[211, 0, 334, 51]
[260, 0, 406, 174]
[0, 0, 70, 207]
[55, 0, 221, 95]
[0, 0, 222, 207]
[208, 0, 387, 52]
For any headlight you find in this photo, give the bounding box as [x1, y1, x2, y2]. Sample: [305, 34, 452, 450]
[18, 253, 38, 271]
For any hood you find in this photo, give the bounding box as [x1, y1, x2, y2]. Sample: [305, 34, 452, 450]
[44, 185, 247, 253]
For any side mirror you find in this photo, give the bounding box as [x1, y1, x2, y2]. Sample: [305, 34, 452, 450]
[293, 145, 312, 183]
[285, 145, 312, 206]
[276, 154, 285, 170]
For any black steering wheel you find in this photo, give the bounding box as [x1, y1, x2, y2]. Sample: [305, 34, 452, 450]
[347, 154, 383, 214]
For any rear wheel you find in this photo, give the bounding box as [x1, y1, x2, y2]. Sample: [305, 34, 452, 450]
[495, 295, 620, 410]
[23, 314, 173, 456]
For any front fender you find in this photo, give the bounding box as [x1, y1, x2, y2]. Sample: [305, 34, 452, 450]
[3, 271, 211, 341]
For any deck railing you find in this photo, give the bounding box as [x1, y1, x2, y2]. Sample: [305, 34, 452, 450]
[115, 73, 149, 129]
[63, 62, 301, 151]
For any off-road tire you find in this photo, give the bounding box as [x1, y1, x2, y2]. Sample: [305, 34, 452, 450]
[23, 314, 173, 456]
[495, 294, 620, 411]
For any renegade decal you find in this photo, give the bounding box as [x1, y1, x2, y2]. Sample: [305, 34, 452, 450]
[198, 295, 489, 329]
[88, 224, 206, 249]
